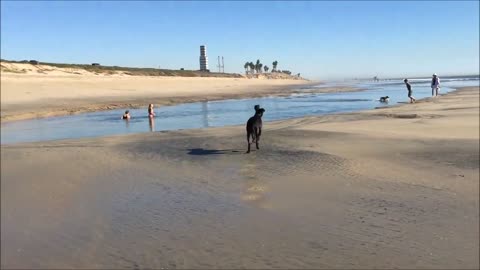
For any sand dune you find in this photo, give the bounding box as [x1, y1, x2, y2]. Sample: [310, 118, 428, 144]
[1, 87, 478, 269]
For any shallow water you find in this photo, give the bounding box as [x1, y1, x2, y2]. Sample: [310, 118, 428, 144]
[1, 77, 478, 144]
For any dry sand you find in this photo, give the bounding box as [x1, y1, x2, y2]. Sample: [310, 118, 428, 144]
[1, 63, 348, 122]
[1, 87, 478, 269]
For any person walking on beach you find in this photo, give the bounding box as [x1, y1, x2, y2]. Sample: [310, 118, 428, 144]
[431, 73, 440, 97]
[404, 79, 416, 103]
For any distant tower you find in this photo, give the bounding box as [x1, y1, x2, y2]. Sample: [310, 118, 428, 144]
[199, 45, 209, 71]
[216, 56, 225, 73]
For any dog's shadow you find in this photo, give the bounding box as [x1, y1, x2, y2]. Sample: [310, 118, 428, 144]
[187, 148, 242, 156]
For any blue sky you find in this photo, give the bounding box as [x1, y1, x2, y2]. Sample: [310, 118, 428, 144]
[1, 1, 479, 79]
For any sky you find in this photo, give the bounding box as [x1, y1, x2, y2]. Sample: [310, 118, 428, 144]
[1, 1, 479, 80]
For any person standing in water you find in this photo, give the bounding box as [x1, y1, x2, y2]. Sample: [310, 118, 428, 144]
[148, 104, 155, 118]
[121, 110, 131, 120]
[431, 73, 440, 97]
[404, 79, 416, 103]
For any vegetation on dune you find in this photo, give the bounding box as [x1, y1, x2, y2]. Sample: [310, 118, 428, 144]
[0, 59, 243, 78]
[1, 58, 304, 79]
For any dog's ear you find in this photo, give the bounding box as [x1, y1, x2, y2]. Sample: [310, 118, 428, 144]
[260, 108, 265, 113]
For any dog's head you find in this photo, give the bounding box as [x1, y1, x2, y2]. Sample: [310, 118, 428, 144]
[256, 108, 265, 116]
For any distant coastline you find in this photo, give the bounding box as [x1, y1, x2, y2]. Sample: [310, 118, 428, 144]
[353, 74, 480, 82]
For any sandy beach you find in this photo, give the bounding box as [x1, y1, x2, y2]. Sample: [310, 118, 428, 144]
[0, 64, 352, 122]
[1, 86, 478, 269]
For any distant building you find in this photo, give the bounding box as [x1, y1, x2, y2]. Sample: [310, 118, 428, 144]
[199, 45, 209, 71]
[91, 63, 100, 66]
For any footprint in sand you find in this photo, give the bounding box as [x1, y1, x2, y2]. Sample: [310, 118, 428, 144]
[246, 185, 267, 193]
[241, 183, 268, 203]
[240, 160, 270, 208]
[241, 185, 270, 209]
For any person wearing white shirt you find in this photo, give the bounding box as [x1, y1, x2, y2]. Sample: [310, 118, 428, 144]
[431, 73, 440, 97]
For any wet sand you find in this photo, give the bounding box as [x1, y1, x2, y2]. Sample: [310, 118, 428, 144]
[1, 87, 478, 269]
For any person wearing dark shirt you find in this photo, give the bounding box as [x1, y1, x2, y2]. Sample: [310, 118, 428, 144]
[121, 110, 131, 120]
[404, 79, 416, 103]
[431, 73, 440, 97]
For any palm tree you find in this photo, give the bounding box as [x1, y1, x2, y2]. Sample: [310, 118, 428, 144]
[264, 66, 269, 72]
[258, 63, 263, 73]
[244, 62, 249, 74]
[272, 60, 278, 72]
[249, 62, 255, 74]
[255, 59, 261, 73]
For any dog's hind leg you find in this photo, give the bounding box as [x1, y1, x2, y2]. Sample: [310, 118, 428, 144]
[246, 132, 251, 153]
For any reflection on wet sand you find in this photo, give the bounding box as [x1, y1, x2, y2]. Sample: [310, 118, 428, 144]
[240, 157, 269, 208]
[201, 101, 210, 128]
[149, 117, 155, 132]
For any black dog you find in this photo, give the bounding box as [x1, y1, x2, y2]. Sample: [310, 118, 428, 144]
[379, 96, 390, 102]
[246, 107, 265, 153]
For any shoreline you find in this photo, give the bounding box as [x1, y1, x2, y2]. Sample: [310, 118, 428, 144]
[0, 86, 470, 143]
[0, 78, 362, 123]
[1, 86, 476, 145]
